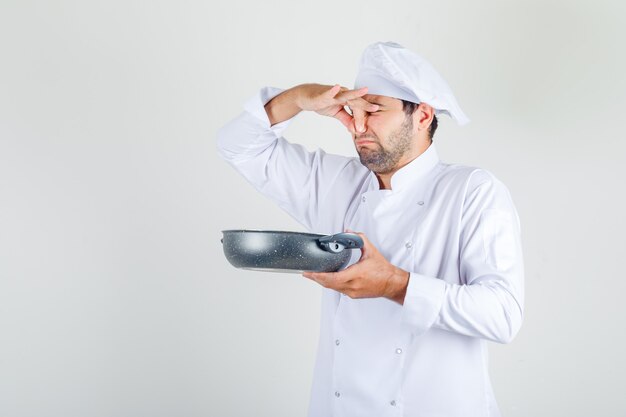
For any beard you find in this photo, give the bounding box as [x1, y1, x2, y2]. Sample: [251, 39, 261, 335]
[356, 116, 414, 174]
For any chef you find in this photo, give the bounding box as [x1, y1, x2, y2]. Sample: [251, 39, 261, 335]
[216, 41, 524, 417]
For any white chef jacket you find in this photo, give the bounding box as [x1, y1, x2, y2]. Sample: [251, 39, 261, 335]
[216, 86, 524, 417]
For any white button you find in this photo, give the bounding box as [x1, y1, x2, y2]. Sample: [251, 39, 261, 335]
[417, 201, 424, 205]
[390, 400, 397, 406]
[335, 339, 340, 346]
[335, 391, 341, 398]
[396, 348, 403, 354]
[405, 242, 413, 249]
[361, 195, 366, 202]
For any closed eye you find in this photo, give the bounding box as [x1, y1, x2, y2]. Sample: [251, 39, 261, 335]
[345, 107, 382, 115]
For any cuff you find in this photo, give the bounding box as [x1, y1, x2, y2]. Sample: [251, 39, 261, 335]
[243, 86, 295, 137]
[401, 273, 447, 336]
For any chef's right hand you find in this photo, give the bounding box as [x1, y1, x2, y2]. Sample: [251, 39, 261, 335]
[295, 83, 378, 134]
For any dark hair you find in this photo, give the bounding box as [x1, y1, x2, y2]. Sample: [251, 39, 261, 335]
[401, 100, 438, 141]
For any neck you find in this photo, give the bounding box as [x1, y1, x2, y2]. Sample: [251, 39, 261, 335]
[375, 171, 397, 190]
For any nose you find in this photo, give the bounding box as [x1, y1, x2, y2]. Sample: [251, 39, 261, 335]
[351, 108, 369, 134]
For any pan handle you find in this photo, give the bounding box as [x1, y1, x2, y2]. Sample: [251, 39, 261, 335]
[318, 233, 364, 253]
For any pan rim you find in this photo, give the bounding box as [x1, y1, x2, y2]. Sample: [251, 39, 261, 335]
[221, 229, 326, 238]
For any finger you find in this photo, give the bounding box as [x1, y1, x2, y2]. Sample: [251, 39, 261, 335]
[332, 107, 355, 132]
[352, 107, 368, 133]
[347, 120, 358, 135]
[302, 271, 336, 288]
[345, 97, 378, 133]
[303, 268, 356, 289]
[325, 84, 342, 98]
[347, 97, 379, 113]
[335, 86, 368, 102]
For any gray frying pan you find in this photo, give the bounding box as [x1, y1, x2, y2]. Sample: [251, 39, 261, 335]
[221, 230, 364, 273]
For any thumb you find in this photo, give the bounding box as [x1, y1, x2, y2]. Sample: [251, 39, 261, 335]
[333, 107, 355, 131]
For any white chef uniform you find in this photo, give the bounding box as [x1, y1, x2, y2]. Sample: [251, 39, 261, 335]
[216, 84, 524, 417]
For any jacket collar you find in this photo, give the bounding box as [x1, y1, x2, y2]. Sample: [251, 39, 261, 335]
[368, 143, 440, 191]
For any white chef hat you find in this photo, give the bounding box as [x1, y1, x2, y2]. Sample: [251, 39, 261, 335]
[353, 41, 470, 126]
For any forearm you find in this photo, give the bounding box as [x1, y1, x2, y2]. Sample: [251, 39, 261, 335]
[216, 86, 294, 162]
[434, 279, 523, 343]
[264, 85, 302, 126]
[402, 272, 524, 344]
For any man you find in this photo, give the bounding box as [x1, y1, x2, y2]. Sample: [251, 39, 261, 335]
[217, 41, 524, 417]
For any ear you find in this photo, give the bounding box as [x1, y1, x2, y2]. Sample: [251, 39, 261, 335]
[415, 103, 435, 131]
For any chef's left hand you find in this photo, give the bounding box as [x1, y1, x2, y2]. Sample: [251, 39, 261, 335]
[302, 231, 410, 305]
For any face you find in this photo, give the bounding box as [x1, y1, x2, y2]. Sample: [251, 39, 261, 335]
[350, 95, 416, 174]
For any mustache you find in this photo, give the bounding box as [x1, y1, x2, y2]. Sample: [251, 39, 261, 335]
[354, 134, 378, 141]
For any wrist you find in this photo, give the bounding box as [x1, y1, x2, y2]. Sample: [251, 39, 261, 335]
[387, 267, 410, 305]
[291, 84, 306, 110]
[265, 86, 302, 126]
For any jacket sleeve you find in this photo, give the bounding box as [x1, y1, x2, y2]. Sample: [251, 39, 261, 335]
[216, 86, 354, 231]
[401, 171, 525, 344]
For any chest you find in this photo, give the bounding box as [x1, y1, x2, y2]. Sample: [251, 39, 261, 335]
[342, 182, 464, 281]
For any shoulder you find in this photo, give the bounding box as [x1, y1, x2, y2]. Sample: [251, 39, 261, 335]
[433, 163, 515, 211]
[437, 163, 508, 194]
[443, 167, 519, 231]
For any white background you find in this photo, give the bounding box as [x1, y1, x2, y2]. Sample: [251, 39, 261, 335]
[1, 1, 625, 416]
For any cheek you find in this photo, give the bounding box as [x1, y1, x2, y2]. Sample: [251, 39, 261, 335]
[371, 113, 408, 132]
[367, 115, 391, 137]
[367, 115, 383, 130]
